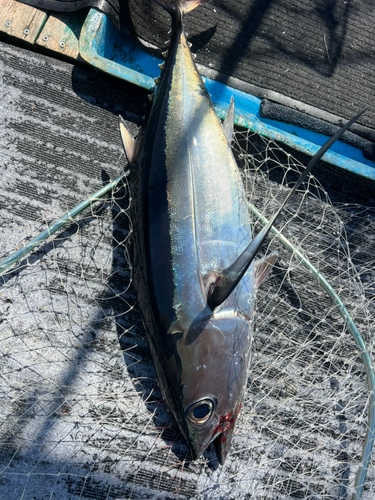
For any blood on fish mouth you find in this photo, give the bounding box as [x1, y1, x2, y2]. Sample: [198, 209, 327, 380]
[212, 406, 241, 438]
[210, 405, 242, 463]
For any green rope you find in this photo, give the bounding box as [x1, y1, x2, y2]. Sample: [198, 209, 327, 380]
[248, 201, 375, 500]
[0, 171, 129, 275]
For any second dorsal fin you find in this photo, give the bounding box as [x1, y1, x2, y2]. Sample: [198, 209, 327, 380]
[207, 110, 365, 312]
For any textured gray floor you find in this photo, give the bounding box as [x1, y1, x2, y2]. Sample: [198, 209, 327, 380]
[1, 40, 375, 499]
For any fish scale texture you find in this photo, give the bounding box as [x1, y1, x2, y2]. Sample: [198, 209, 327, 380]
[1, 40, 375, 499]
[125, 0, 375, 131]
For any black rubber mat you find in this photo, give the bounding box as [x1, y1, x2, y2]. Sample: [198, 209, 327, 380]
[13, 0, 375, 138]
[122, 0, 375, 134]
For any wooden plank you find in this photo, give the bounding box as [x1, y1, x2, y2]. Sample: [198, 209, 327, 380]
[35, 10, 87, 60]
[0, 0, 47, 44]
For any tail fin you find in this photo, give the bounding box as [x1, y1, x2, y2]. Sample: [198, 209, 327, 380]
[154, 0, 211, 14]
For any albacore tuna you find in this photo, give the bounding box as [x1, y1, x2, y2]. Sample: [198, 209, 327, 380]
[119, 0, 363, 463]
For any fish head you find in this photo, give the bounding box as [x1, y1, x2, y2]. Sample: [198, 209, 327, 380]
[175, 313, 252, 463]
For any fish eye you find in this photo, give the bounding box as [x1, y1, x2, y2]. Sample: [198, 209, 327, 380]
[186, 398, 215, 425]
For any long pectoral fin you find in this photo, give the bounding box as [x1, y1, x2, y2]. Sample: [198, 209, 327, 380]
[119, 116, 138, 166]
[222, 96, 235, 145]
[207, 110, 365, 311]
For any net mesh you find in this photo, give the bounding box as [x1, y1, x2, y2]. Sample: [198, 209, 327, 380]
[0, 124, 374, 499]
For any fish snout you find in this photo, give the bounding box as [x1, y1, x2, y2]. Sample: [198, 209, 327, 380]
[213, 426, 235, 465]
[211, 404, 241, 464]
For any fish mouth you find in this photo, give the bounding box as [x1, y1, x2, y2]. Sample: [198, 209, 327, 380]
[213, 427, 235, 465]
[211, 405, 241, 464]
[189, 428, 234, 464]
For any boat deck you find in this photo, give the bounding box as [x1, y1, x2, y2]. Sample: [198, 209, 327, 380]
[0, 1, 375, 499]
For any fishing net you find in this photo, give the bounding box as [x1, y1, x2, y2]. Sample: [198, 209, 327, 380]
[0, 120, 374, 500]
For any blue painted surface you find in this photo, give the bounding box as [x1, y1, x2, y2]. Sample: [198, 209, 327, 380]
[79, 9, 375, 181]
